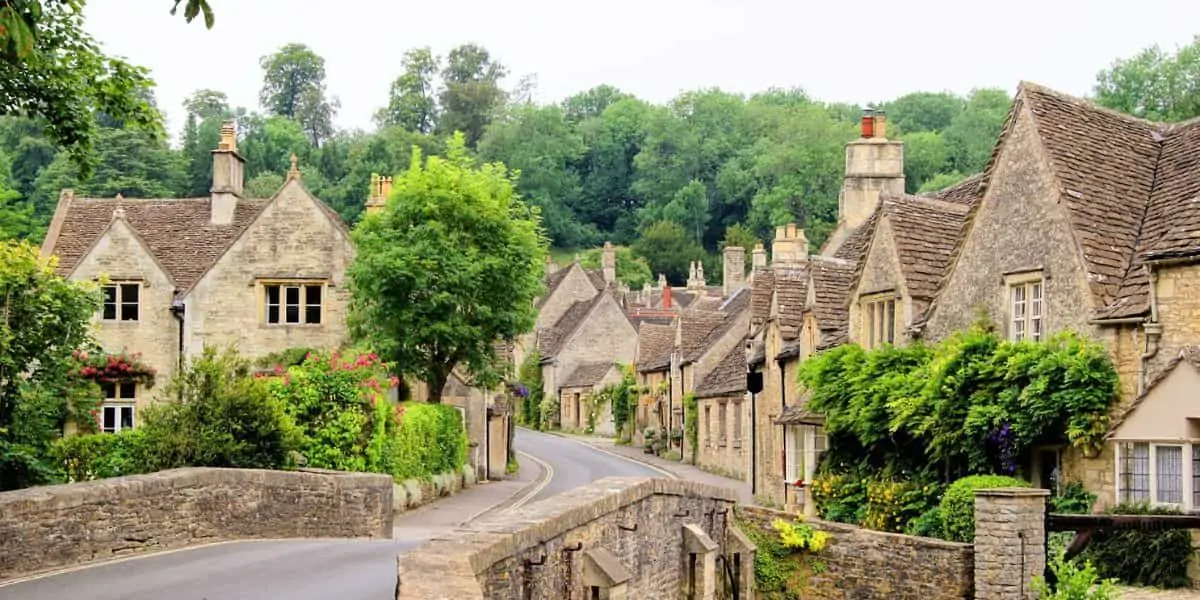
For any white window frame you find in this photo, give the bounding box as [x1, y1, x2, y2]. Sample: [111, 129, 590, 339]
[100, 381, 137, 433]
[262, 281, 326, 326]
[1005, 272, 1044, 342]
[784, 424, 826, 485]
[100, 282, 141, 322]
[732, 399, 743, 449]
[1114, 441, 1199, 510]
[718, 400, 728, 447]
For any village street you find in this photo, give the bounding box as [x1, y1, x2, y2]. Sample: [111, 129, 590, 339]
[0, 430, 666, 600]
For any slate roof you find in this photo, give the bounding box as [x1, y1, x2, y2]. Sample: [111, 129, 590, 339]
[775, 403, 824, 426]
[1108, 346, 1200, 435]
[44, 195, 268, 292]
[882, 195, 974, 300]
[695, 288, 752, 350]
[750, 267, 775, 328]
[538, 294, 606, 360]
[694, 344, 747, 399]
[809, 258, 856, 348]
[536, 264, 606, 309]
[773, 268, 808, 339]
[679, 310, 726, 364]
[635, 323, 676, 373]
[560, 362, 616, 388]
[832, 208, 879, 263]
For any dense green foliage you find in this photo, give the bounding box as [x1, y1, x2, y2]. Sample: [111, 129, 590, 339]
[938, 475, 1029, 542]
[0, 240, 101, 490]
[1033, 555, 1118, 600]
[1078, 504, 1196, 589]
[736, 513, 828, 600]
[683, 392, 698, 463]
[348, 134, 548, 402]
[515, 349, 546, 429]
[803, 327, 1119, 480]
[578, 245, 652, 289]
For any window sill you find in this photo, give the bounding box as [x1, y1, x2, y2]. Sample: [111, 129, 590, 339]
[98, 319, 141, 325]
[261, 323, 325, 328]
[732, 440, 742, 449]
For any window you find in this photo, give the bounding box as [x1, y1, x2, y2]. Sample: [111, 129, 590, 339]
[99, 382, 136, 433]
[1008, 279, 1044, 342]
[784, 425, 827, 485]
[718, 401, 728, 446]
[1117, 442, 1199, 508]
[264, 283, 324, 325]
[733, 400, 743, 448]
[704, 406, 712, 447]
[862, 295, 897, 349]
[100, 283, 140, 321]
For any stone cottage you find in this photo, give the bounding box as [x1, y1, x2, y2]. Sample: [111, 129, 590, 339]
[557, 362, 623, 435]
[41, 122, 353, 432]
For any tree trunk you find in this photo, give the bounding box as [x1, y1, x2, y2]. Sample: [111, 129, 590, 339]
[426, 368, 449, 403]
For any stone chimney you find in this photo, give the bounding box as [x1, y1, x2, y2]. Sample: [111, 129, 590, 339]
[723, 245, 746, 297]
[662, 283, 673, 309]
[544, 254, 558, 278]
[838, 107, 904, 234]
[751, 243, 767, 269]
[366, 173, 393, 215]
[686, 261, 706, 290]
[772, 223, 809, 269]
[657, 273, 667, 290]
[210, 120, 244, 225]
[602, 241, 616, 285]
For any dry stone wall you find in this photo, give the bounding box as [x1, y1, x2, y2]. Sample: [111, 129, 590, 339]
[738, 506, 974, 600]
[0, 467, 393, 582]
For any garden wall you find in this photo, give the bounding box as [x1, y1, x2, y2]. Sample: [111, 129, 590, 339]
[392, 465, 476, 514]
[738, 506, 974, 600]
[0, 467, 393, 582]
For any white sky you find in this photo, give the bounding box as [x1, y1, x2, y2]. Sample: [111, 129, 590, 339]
[85, 0, 1200, 141]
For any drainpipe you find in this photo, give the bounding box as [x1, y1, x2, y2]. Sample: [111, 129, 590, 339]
[485, 405, 491, 481]
[170, 299, 185, 401]
[778, 357, 787, 503]
[1138, 265, 1162, 396]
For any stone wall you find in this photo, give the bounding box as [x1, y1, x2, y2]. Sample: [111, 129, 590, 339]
[696, 395, 750, 481]
[397, 477, 751, 600]
[0, 467, 393, 582]
[973, 488, 1048, 600]
[738, 506, 974, 600]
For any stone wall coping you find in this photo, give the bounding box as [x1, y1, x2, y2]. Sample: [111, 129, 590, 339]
[738, 505, 974, 552]
[974, 487, 1050, 498]
[0, 467, 393, 516]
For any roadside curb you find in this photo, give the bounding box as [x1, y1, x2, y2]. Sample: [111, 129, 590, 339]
[541, 430, 681, 480]
[462, 451, 552, 521]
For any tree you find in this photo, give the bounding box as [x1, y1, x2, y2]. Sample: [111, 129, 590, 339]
[437, 44, 508, 147]
[378, 47, 440, 133]
[632, 220, 704, 285]
[0, 1, 163, 176]
[720, 223, 760, 254]
[900, 130, 950, 193]
[258, 43, 339, 146]
[943, 88, 1010, 175]
[580, 245, 653, 289]
[347, 133, 547, 403]
[562, 85, 631, 124]
[0, 240, 100, 490]
[1094, 35, 1200, 122]
[169, 0, 215, 28]
[883, 92, 964, 133]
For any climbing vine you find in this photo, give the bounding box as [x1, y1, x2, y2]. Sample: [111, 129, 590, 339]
[736, 512, 828, 599]
[683, 392, 698, 463]
[516, 349, 544, 429]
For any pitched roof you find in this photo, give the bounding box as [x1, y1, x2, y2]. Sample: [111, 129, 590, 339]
[809, 258, 856, 348]
[538, 294, 606, 360]
[1108, 346, 1200, 435]
[832, 207, 880, 263]
[680, 310, 726, 363]
[635, 323, 675, 373]
[750, 267, 775, 328]
[45, 195, 267, 291]
[775, 404, 824, 426]
[773, 268, 808, 339]
[536, 263, 606, 309]
[696, 287, 752, 350]
[923, 172, 985, 206]
[882, 195, 973, 300]
[694, 344, 747, 399]
[560, 362, 617, 388]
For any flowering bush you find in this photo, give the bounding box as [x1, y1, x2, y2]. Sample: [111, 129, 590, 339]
[70, 349, 157, 387]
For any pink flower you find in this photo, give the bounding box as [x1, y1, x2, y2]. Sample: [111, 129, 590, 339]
[389, 376, 400, 388]
[283, 375, 291, 386]
[274, 365, 284, 375]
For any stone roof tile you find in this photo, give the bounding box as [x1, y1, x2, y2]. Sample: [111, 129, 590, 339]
[635, 323, 675, 373]
[750, 268, 775, 327]
[560, 362, 617, 388]
[809, 258, 856, 342]
[883, 195, 973, 300]
[773, 268, 808, 339]
[694, 344, 746, 399]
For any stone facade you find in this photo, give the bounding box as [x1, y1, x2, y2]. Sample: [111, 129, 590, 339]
[972, 488, 1048, 600]
[738, 506, 973, 600]
[547, 295, 637, 426]
[0, 467, 393, 582]
[696, 395, 751, 480]
[396, 477, 749, 600]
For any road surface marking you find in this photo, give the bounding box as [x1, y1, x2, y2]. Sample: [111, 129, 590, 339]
[505, 450, 554, 511]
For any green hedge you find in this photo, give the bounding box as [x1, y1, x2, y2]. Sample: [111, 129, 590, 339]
[390, 403, 468, 481]
[939, 474, 1029, 542]
[1079, 504, 1195, 589]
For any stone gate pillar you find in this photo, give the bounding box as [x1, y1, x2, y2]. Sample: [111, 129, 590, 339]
[973, 488, 1049, 600]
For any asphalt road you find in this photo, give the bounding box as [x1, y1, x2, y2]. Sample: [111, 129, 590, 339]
[0, 429, 662, 600]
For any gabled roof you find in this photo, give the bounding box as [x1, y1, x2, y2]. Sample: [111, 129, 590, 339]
[635, 323, 675, 373]
[44, 194, 267, 292]
[679, 310, 726, 364]
[832, 208, 880, 263]
[536, 263, 607, 309]
[808, 258, 856, 349]
[694, 343, 747, 399]
[773, 268, 808, 339]
[696, 287, 752, 351]
[883, 194, 974, 300]
[750, 267, 775, 328]
[1108, 346, 1200, 435]
[560, 362, 617, 388]
[538, 293, 607, 360]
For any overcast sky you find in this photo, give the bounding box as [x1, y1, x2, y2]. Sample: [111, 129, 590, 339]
[85, 0, 1200, 140]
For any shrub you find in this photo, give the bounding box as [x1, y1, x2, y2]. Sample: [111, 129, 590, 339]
[390, 403, 468, 481]
[1032, 554, 1117, 600]
[1079, 503, 1195, 589]
[52, 429, 150, 481]
[811, 472, 868, 525]
[143, 346, 302, 470]
[863, 478, 941, 533]
[1050, 479, 1096, 515]
[939, 474, 1029, 542]
[904, 506, 943, 538]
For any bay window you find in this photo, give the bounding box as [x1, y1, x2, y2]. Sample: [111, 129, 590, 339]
[1117, 441, 1200, 509]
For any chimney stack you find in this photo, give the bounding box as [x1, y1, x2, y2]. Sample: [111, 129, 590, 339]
[872, 109, 887, 139]
[827, 107, 905, 255]
[772, 222, 809, 269]
[723, 244, 746, 297]
[752, 243, 767, 269]
[366, 173, 393, 215]
[860, 107, 875, 138]
[544, 254, 558, 278]
[662, 282, 673, 309]
[210, 119, 244, 225]
[601, 241, 616, 284]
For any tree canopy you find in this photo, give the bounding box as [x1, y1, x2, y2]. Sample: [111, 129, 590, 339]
[347, 133, 547, 402]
